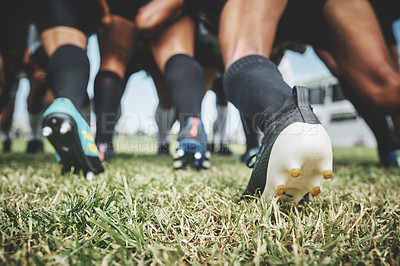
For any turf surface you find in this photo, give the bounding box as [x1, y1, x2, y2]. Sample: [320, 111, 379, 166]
[1, 138, 399, 264]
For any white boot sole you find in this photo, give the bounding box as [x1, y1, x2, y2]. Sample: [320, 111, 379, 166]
[262, 122, 333, 203]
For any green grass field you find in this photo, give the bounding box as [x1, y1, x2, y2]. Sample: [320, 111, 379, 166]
[1, 138, 399, 265]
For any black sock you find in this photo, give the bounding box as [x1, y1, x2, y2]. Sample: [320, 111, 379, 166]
[241, 113, 260, 150]
[47, 44, 90, 110]
[339, 78, 399, 158]
[213, 72, 228, 105]
[224, 55, 292, 128]
[94, 71, 125, 143]
[164, 54, 204, 125]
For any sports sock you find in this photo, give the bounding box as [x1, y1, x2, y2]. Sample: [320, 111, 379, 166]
[94, 70, 125, 143]
[241, 113, 260, 150]
[213, 72, 229, 144]
[224, 55, 292, 129]
[47, 45, 90, 111]
[155, 105, 175, 145]
[216, 104, 229, 144]
[213, 72, 228, 105]
[164, 54, 204, 126]
[339, 78, 400, 158]
[29, 112, 43, 141]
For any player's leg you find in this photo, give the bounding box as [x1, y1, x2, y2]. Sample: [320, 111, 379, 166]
[135, 0, 183, 36]
[94, 15, 137, 161]
[151, 15, 209, 170]
[1, 96, 15, 153]
[203, 68, 218, 153]
[393, 116, 400, 146]
[150, 68, 175, 156]
[220, 0, 333, 202]
[0, 55, 18, 114]
[220, 0, 292, 125]
[341, 77, 400, 167]
[387, 43, 400, 161]
[25, 40, 50, 154]
[0, 55, 7, 113]
[26, 65, 48, 154]
[211, 72, 232, 155]
[40, 0, 103, 178]
[0, 55, 19, 152]
[323, 0, 400, 113]
[388, 44, 400, 145]
[151, 15, 201, 124]
[41, 28, 89, 110]
[316, 48, 400, 167]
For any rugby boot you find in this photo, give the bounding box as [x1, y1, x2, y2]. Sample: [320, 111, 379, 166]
[380, 149, 400, 168]
[207, 142, 216, 153]
[241, 86, 333, 203]
[157, 143, 170, 156]
[42, 98, 104, 179]
[173, 117, 210, 170]
[26, 140, 44, 154]
[218, 143, 233, 156]
[97, 142, 114, 162]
